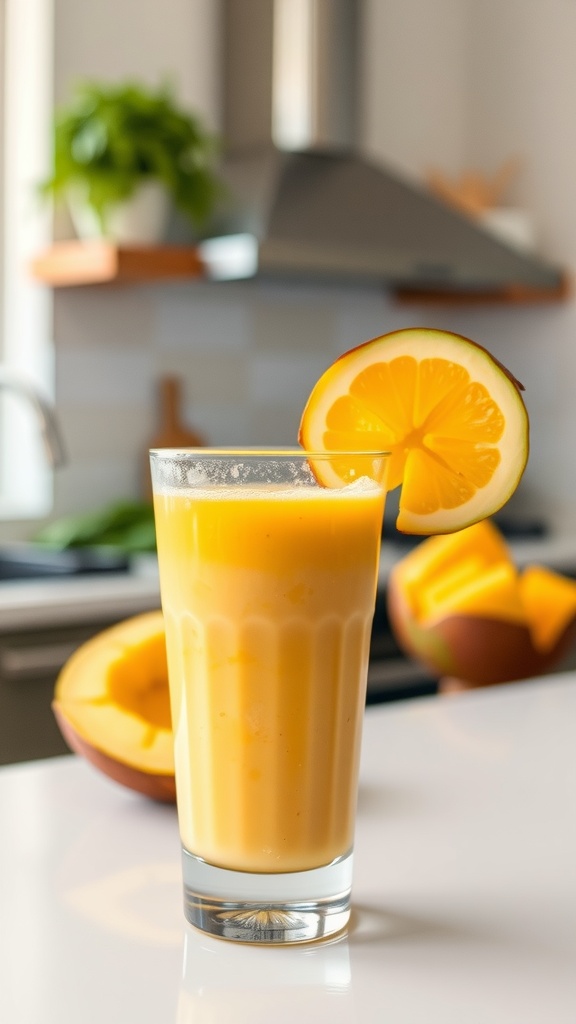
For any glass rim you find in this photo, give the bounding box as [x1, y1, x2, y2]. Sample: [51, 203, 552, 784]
[150, 446, 391, 459]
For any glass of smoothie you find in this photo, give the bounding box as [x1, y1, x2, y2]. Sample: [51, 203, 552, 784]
[150, 447, 389, 944]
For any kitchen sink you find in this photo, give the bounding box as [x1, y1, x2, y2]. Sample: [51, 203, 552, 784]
[0, 544, 130, 581]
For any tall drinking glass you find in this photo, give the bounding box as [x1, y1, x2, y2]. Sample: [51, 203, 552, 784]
[150, 448, 388, 944]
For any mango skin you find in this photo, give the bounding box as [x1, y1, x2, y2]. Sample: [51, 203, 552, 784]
[387, 572, 576, 687]
[53, 704, 177, 803]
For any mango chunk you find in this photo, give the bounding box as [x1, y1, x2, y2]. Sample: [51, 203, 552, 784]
[520, 566, 576, 652]
[421, 559, 526, 626]
[395, 519, 511, 612]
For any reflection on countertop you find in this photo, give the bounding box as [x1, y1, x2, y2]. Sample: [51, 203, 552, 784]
[177, 927, 354, 1023]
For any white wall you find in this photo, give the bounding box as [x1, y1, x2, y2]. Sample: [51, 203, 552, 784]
[435, 0, 576, 530]
[361, 0, 469, 180]
[466, 0, 576, 267]
[364, 0, 576, 530]
[6, 0, 576, 539]
[54, 0, 220, 119]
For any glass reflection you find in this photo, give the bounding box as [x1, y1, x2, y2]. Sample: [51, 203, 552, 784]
[177, 925, 357, 1023]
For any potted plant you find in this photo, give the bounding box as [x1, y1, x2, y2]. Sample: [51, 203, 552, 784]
[42, 80, 223, 244]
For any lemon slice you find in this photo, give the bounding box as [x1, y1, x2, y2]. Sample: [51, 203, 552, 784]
[299, 327, 529, 534]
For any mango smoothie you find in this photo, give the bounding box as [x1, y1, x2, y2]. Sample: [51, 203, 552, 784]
[153, 477, 385, 874]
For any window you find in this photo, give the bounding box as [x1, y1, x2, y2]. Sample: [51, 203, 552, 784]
[1, 0, 54, 520]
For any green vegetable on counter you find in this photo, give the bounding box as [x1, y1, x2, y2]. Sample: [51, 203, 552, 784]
[35, 500, 157, 553]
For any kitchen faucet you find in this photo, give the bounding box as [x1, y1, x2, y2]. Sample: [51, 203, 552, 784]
[0, 367, 66, 468]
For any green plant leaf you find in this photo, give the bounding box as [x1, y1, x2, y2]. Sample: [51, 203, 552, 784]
[41, 80, 224, 232]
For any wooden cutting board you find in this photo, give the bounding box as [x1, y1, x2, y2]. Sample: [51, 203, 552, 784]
[143, 375, 206, 499]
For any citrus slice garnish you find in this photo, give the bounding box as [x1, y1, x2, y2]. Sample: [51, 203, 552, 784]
[298, 327, 529, 534]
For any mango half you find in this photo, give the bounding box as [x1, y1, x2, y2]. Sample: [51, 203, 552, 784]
[387, 520, 576, 687]
[53, 610, 176, 802]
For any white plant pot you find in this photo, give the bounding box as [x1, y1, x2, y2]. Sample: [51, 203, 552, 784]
[69, 182, 171, 245]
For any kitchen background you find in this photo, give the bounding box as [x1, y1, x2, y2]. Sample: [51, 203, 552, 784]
[3, 0, 576, 767]
[3, 0, 576, 540]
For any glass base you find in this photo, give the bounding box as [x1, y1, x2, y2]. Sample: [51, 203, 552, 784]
[182, 847, 353, 944]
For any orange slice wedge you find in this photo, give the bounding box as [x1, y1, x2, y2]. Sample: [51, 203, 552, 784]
[299, 327, 529, 534]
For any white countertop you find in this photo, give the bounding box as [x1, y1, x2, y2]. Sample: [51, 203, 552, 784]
[1, 674, 575, 1022]
[3, 532, 576, 632]
[0, 567, 161, 631]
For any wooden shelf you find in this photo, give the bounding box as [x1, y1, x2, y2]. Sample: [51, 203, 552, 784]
[29, 241, 205, 287]
[392, 272, 572, 306]
[30, 241, 571, 304]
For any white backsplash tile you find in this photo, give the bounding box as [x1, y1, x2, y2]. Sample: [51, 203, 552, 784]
[59, 406, 150, 460]
[249, 350, 332, 406]
[36, 275, 576, 536]
[56, 347, 155, 405]
[154, 282, 252, 354]
[54, 456, 145, 516]
[154, 351, 249, 404]
[190, 402, 254, 447]
[53, 286, 156, 350]
[247, 404, 306, 447]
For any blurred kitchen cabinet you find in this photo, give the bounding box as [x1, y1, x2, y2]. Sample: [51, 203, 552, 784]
[0, 619, 120, 765]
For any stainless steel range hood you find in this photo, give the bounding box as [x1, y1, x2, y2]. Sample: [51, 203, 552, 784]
[199, 0, 564, 295]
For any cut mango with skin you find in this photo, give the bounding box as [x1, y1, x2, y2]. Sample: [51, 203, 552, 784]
[53, 610, 175, 802]
[387, 521, 576, 685]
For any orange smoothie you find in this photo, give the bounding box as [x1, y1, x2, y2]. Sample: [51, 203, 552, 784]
[153, 479, 385, 873]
